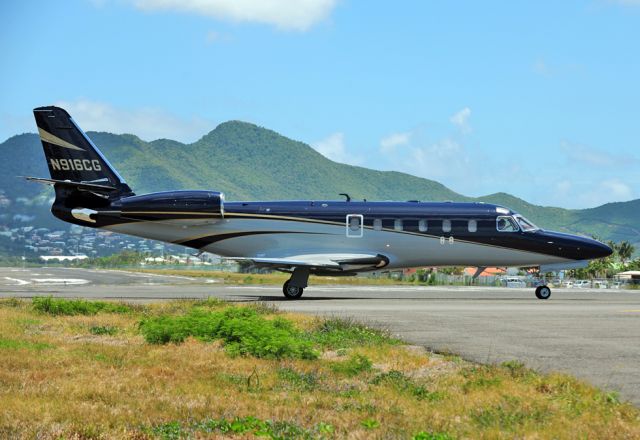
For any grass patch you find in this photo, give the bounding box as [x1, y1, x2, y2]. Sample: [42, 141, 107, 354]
[0, 337, 53, 351]
[0, 297, 639, 439]
[277, 366, 320, 391]
[89, 325, 118, 336]
[149, 416, 335, 440]
[139, 307, 318, 360]
[330, 353, 372, 376]
[32, 296, 130, 316]
[372, 370, 444, 402]
[308, 317, 400, 350]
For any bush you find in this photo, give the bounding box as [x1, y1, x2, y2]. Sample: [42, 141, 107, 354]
[139, 307, 318, 360]
[32, 297, 130, 316]
[89, 325, 118, 336]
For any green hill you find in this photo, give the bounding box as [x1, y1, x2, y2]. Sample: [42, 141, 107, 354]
[1, 121, 638, 251]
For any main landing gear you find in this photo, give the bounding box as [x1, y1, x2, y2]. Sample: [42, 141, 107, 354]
[535, 285, 551, 300]
[282, 267, 310, 300]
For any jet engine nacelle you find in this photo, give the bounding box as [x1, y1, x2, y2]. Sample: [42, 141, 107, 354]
[116, 190, 225, 216]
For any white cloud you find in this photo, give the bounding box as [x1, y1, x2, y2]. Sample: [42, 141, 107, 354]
[312, 132, 363, 165]
[128, 0, 338, 31]
[379, 131, 410, 153]
[54, 99, 215, 143]
[450, 107, 471, 133]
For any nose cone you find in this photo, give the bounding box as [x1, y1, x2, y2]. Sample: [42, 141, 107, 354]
[585, 239, 613, 260]
[538, 231, 613, 260]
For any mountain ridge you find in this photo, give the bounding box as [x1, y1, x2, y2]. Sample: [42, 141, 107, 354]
[1, 122, 638, 251]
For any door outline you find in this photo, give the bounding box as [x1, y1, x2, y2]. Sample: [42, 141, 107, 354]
[346, 214, 363, 238]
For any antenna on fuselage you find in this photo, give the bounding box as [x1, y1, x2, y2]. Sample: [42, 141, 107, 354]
[339, 193, 351, 202]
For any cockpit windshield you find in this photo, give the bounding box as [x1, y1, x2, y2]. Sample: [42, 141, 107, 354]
[514, 215, 539, 232]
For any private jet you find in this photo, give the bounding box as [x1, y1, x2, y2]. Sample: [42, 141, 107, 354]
[28, 106, 612, 299]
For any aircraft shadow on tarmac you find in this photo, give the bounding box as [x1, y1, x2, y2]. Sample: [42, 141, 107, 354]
[230, 294, 601, 302]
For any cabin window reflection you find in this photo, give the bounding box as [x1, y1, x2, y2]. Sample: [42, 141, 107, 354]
[373, 219, 382, 231]
[419, 219, 428, 232]
[468, 219, 477, 233]
[394, 219, 403, 231]
[442, 219, 451, 233]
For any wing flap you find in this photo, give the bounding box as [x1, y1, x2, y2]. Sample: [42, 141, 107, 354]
[226, 253, 389, 271]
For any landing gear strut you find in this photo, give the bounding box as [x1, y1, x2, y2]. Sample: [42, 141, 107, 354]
[282, 267, 310, 300]
[535, 285, 551, 300]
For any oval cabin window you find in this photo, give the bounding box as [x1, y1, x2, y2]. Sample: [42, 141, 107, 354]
[373, 219, 382, 231]
[468, 220, 477, 232]
[419, 219, 428, 232]
[442, 219, 451, 233]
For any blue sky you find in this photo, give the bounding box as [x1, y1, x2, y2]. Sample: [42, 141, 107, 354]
[1, 0, 638, 208]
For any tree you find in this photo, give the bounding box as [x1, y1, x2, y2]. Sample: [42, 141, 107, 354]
[617, 241, 635, 266]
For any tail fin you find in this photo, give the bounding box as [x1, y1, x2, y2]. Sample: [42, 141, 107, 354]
[33, 106, 133, 197]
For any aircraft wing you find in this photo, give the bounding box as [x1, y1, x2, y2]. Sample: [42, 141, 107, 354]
[226, 253, 389, 272]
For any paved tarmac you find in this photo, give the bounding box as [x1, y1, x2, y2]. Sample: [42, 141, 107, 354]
[2, 267, 639, 405]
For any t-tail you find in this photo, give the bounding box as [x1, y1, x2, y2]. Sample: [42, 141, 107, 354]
[29, 106, 134, 223]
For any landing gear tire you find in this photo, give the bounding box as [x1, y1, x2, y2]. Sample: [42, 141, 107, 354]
[283, 280, 304, 299]
[535, 285, 551, 300]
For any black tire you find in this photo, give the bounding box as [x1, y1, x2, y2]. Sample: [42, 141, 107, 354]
[283, 280, 304, 299]
[535, 285, 551, 300]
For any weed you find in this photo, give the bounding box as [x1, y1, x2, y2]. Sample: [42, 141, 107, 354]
[331, 354, 372, 376]
[501, 360, 531, 379]
[360, 418, 380, 430]
[277, 366, 320, 391]
[32, 296, 130, 316]
[462, 366, 503, 392]
[308, 317, 399, 349]
[139, 306, 318, 359]
[371, 370, 443, 401]
[89, 325, 118, 336]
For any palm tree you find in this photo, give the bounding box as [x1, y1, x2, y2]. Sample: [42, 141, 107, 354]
[618, 241, 636, 266]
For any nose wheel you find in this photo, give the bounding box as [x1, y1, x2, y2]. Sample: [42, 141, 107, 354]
[535, 285, 551, 300]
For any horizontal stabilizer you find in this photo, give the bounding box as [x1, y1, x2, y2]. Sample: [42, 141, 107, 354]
[24, 176, 118, 192]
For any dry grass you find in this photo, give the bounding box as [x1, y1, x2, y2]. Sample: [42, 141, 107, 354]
[0, 298, 638, 439]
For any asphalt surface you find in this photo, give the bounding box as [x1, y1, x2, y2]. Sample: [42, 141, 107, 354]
[2, 267, 639, 405]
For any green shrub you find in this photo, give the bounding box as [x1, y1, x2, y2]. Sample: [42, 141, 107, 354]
[32, 296, 130, 316]
[139, 307, 318, 360]
[89, 325, 118, 336]
[331, 354, 372, 376]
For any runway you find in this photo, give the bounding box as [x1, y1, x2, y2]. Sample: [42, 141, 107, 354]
[2, 267, 640, 405]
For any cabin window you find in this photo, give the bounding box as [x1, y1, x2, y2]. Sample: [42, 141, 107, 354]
[496, 216, 519, 232]
[442, 219, 451, 233]
[418, 219, 428, 232]
[394, 219, 403, 231]
[468, 219, 477, 232]
[373, 219, 382, 231]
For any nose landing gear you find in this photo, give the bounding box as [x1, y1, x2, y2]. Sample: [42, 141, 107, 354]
[535, 285, 551, 300]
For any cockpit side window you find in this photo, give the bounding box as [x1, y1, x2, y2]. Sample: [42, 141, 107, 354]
[514, 215, 539, 232]
[496, 216, 519, 232]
